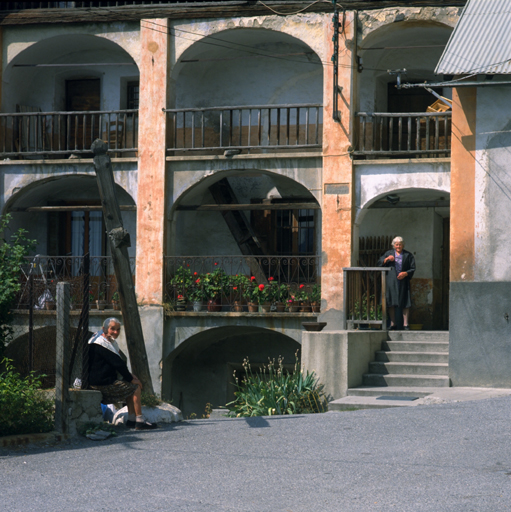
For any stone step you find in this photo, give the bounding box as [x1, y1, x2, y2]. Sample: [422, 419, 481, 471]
[375, 351, 449, 363]
[368, 361, 449, 376]
[387, 331, 449, 342]
[362, 373, 450, 387]
[347, 386, 436, 398]
[329, 395, 419, 411]
[383, 341, 449, 353]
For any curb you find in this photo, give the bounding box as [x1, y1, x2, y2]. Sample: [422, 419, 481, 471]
[1, 431, 70, 449]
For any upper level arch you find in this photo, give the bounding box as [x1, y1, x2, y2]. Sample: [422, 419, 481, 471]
[170, 26, 323, 110]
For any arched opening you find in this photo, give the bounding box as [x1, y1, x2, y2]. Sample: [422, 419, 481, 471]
[355, 21, 454, 158]
[2, 34, 139, 157]
[167, 28, 323, 155]
[356, 188, 450, 330]
[163, 326, 300, 417]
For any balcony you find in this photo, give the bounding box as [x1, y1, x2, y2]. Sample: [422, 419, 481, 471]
[0, 109, 138, 159]
[353, 112, 451, 159]
[15, 255, 136, 310]
[164, 255, 320, 313]
[165, 104, 323, 156]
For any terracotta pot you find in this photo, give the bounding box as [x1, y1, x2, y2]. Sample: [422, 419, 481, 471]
[288, 303, 300, 313]
[247, 302, 258, 313]
[259, 303, 271, 313]
[300, 302, 312, 313]
[311, 302, 321, 313]
[233, 301, 244, 312]
[112, 301, 120, 311]
[207, 299, 222, 312]
[96, 300, 107, 311]
[275, 302, 286, 313]
[44, 301, 55, 311]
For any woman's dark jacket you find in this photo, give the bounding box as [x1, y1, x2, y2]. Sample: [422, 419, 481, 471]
[377, 249, 416, 309]
[88, 342, 133, 386]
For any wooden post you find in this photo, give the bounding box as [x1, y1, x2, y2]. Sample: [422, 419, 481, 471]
[55, 282, 70, 434]
[91, 139, 154, 394]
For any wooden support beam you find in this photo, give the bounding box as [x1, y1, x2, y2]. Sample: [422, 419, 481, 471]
[176, 202, 320, 211]
[92, 139, 154, 395]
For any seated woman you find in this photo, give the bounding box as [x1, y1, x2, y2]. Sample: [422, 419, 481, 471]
[377, 236, 415, 330]
[88, 317, 157, 430]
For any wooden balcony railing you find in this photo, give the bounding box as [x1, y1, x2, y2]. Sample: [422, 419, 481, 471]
[343, 267, 390, 330]
[353, 112, 451, 158]
[165, 104, 323, 154]
[0, 109, 138, 158]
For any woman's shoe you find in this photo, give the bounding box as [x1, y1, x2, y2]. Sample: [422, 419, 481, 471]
[404, 326, 410, 330]
[125, 419, 136, 428]
[389, 325, 396, 330]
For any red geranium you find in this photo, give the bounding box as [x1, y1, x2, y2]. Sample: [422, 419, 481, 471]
[250, 276, 256, 281]
[268, 277, 274, 281]
[258, 284, 265, 291]
[177, 295, 184, 299]
[299, 284, 305, 289]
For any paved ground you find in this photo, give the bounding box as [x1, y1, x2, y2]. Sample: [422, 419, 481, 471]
[2, 394, 511, 512]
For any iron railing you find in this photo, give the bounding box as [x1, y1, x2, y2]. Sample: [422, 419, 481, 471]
[165, 103, 323, 154]
[0, 109, 138, 157]
[343, 267, 390, 329]
[353, 112, 451, 158]
[15, 255, 136, 309]
[1, 2, 182, 9]
[165, 255, 320, 312]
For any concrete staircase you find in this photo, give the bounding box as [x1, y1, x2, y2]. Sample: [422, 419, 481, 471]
[329, 331, 450, 411]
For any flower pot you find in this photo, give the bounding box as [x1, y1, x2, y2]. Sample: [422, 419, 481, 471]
[207, 299, 222, 312]
[176, 300, 187, 312]
[288, 303, 300, 312]
[112, 301, 120, 311]
[300, 302, 312, 313]
[233, 301, 244, 312]
[311, 302, 321, 313]
[259, 303, 271, 313]
[275, 302, 286, 313]
[96, 300, 107, 311]
[193, 301, 203, 312]
[247, 302, 258, 313]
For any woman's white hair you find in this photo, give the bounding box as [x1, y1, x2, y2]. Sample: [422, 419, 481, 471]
[392, 236, 404, 248]
[103, 317, 122, 333]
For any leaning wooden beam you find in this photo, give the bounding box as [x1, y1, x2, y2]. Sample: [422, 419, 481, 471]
[91, 139, 154, 395]
[176, 202, 320, 211]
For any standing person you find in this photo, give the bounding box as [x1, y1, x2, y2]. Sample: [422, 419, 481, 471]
[88, 317, 157, 430]
[377, 237, 415, 330]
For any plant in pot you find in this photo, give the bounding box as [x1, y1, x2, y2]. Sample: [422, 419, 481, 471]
[169, 265, 193, 302]
[71, 293, 81, 310]
[268, 280, 289, 312]
[111, 291, 121, 310]
[230, 274, 250, 312]
[202, 266, 227, 312]
[96, 290, 107, 310]
[176, 294, 187, 311]
[189, 274, 206, 311]
[295, 284, 311, 312]
[309, 283, 321, 313]
[244, 281, 270, 312]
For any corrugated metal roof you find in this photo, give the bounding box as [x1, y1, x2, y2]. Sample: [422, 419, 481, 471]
[435, 0, 511, 75]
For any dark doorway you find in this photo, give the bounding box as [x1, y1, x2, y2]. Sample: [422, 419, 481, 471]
[65, 78, 101, 151]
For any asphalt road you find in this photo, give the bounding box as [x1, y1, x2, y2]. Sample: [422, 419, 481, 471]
[2, 397, 511, 512]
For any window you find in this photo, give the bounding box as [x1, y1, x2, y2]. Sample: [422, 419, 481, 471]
[127, 81, 139, 110]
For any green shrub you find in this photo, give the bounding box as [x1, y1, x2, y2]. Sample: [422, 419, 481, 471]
[0, 358, 54, 437]
[226, 352, 328, 417]
[141, 392, 162, 408]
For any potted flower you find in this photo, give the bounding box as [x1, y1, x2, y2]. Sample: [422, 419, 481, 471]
[268, 280, 289, 312]
[296, 284, 311, 312]
[287, 295, 300, 312]
[176, 294, 187, 312]
[96, 290, 107, 310]
[88, 290, 95, 309]
[190, 273, 207, 311]
[202, 267, 227, 312]
[170, 265, 193, 299]
[244, 280, 270, 312]
[111, 291, 121, 310]
[309, 283, 321, 313]
[230, 274, 250, 312]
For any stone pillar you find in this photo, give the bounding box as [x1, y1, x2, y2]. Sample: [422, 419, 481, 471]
[136, 19, 169, 305]
[320, 11, 356, 330]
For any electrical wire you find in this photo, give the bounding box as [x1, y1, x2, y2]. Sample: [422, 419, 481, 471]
[258, 0, 331, 16]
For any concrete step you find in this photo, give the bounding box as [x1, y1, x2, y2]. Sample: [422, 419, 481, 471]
[387, 331, 449, 342]
[363, 373, 450, 387]
[383, 341, 449, 353]
[375, 350, 449, 363]
[347, 386, 436, 398]
[368, 361, 449, 376]
[329, 395, 419, 411]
